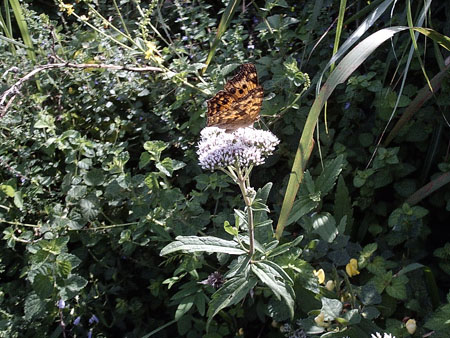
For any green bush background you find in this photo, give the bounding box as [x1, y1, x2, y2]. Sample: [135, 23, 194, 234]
[0, 0, 449, 337]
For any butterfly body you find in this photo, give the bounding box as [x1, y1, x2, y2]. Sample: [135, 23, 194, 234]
[207, 63, 263, 132]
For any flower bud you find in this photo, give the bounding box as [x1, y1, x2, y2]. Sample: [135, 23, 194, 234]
[405, 318, 416, 334]
[325, 280, 335, 291]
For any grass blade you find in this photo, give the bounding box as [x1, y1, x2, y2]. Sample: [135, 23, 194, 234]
[275, 26, 410, 239]
[202, 0, 241, 73]
[9, 0, 36, 62]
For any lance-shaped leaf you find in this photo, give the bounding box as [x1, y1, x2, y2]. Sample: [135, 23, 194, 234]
[206, 274, 256, 330]
[160, 236, 246, 256]
[251, 262, 295, 319]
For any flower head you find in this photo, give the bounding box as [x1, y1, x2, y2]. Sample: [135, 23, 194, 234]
[199, 271, 224, 289]
[57, 299, 66, 309]
[89, 314, 99, 324]
[73, 316, 81, 326]
[197, 127, 279, 171]
[346, 258, 360, 277]
[405, 319, 416, 334]
[59, 3, 74, 16]
[313, 269, 325, 284]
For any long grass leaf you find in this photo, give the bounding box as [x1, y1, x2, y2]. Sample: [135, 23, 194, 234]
[384, 62, 450, 146]
[315, 0, 395, 96]
[407, 0, 432, 91]
[367, 0, 432, 168]
[406, 172, 450, 206]
[9, 0, 36, 62]
[203, 0, 241, 73]
[275, 26, 409, 239]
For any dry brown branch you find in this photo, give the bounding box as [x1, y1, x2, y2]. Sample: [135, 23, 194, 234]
[0, 61, 163, 117]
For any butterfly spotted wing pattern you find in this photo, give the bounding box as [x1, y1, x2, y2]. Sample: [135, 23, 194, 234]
[207, 63, 263, 131]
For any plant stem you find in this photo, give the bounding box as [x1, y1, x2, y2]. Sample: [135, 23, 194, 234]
[236, 166, 255, 257]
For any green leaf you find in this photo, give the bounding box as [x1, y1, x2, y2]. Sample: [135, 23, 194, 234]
[144, 140, 168, 162]
[33, 274, 54, 299]
[397, 263, 424, 276]
[160, 236, 246, 256]
[59, 275, 88, 299]
[56, 259, 72, 277]
[24, 292, 45, 321]
[13, 191, 23, 209]
[84, 168, 105, 186]
[321, 297, 343, 321]
[203, 0, 241, 72]
[259, 260, 293, 285]
[286, 195, 319, 226]
[206, 274, 257, 330]
[156, 157, 174, 177]
[315, 155, 344, 195]
[359, 284, 382, 306]
[359, 243, 378, 268]
[139, 152, 151, 169]
[175, 295, 195, 320]
[266, 235, 303, 258]
[386, 275, 408, 300]
[79, 198, 99, 221]
[312, 212, 338, 243]
[0, 184, 15, 197]
[276, 25, 410, 239]
[334, 176, 354, 235]
[224, 221, 238, 236]
[251, 262, 295, 319]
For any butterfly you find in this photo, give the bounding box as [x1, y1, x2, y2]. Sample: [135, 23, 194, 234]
[206, 63, 263, 132]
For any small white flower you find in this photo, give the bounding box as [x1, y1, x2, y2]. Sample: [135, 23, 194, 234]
[197, 127, 279, 171]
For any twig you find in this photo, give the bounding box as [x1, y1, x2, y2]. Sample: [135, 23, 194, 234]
[0, 60, 163, 117]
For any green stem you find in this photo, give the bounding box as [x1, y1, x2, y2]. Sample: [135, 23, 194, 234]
[236, 166, 254, 257]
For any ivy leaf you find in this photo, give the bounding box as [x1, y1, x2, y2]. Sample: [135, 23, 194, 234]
[321, 297, 343, 321]
[359, 283, 382, 305]
[84, 168, 105, 186]
[156, 157, 174, 177]
[144, 140, 168, 162]
[79, 197, 99, 221]
[160, 236, 246, 256]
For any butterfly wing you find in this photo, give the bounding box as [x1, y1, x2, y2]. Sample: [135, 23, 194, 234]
[206, 63, 263, 131]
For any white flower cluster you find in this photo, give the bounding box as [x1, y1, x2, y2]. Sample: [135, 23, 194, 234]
[197, 127, 280, 171]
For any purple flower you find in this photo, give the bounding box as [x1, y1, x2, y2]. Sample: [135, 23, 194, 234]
[88, 330, 93, 338]
[89, 314, 99, 324]
[197, 127, 280, 171]
[57, 299, 65, 309]
[73, 316, 81, 326]
[344, 102, 351, 110]
[199, 271, 224, 289]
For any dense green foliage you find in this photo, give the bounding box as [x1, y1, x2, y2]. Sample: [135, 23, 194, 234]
[0, 0, 449, 337]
